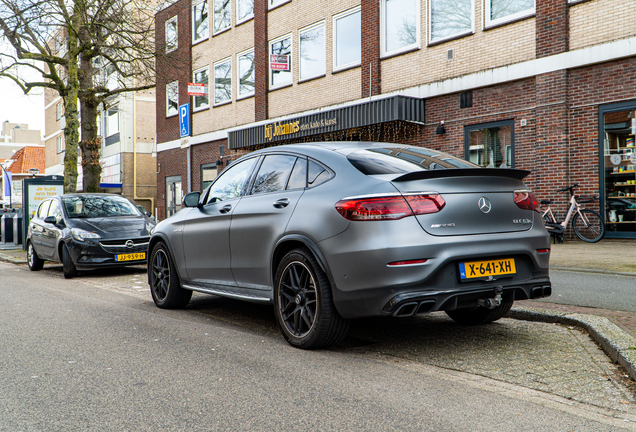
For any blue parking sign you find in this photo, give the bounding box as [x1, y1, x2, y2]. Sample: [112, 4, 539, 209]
[179, 103, 191, 138]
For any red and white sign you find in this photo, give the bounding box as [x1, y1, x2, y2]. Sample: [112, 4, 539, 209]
[270, 55, 289, 71]
[187, 83, 208, 96]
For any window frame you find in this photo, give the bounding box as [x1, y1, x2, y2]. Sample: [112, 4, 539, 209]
[484, 0, 535, 29]
[166, 80, 179, 117]
[298, 21, 326, 82]
[192, 0, 209, 44]
[56, 102, 63, 121]
[192, 65, 210, 111]
[237, 48, 255, 99]
[380, 0, 421, 58]
[213, 57, 232, 106]
[463, 119, 515, 169]
[428, 0, 475, 45]
[269, 0, 290, 10]
[237, 0, 254, 24]
[200, 162, 218, 191]
[57, 135, 64, 153]
[212, 0, 232, 35]
[333, 6, 362, 72]
[269, 33, 293, 90]
[165, 15, 178, 53]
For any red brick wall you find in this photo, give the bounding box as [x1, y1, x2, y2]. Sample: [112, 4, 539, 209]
[536, 0, 569, 58]
[361, 0, 381, 97]
[191, 139, 228, 191]
[157, 147, 188, 220]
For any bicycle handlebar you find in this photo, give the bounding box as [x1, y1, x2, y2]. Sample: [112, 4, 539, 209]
[557, 183, 580, 195]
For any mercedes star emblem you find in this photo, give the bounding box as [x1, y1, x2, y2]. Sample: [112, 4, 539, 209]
[478, 197, 492, 214]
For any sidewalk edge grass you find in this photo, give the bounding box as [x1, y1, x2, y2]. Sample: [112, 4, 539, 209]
[510, 306, 636, 381]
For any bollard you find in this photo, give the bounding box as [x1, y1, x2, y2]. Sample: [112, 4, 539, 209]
[1, 211, 15, 245]
[12, 211, 22, 245]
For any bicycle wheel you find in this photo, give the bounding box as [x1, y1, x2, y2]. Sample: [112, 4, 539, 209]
[572, 209, 604, 243]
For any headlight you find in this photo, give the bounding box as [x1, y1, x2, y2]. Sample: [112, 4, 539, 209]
[71, 228, 101, 241]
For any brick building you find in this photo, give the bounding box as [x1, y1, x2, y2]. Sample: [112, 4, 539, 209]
[155, 0, 636, 238]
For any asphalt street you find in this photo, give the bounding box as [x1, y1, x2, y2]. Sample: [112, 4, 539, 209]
[1, 261, 636, 431]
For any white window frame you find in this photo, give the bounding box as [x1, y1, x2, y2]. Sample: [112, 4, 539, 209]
[56, 102, 63, 121]
[269, 33, 293, 90]
[237, 0, 254, 24]
[428, 0, 474, 45]
[166, 80, 179, 117]
[213, 0, 232, 35]
[237, 48, 255, 99]
[269, 0, 290, 10]
[380, 0, 420, 58]
[214, 57, 232, 106]
[105, 104, 120, 137]
[57, 136, 64, 153]
[165, 16, 178, 53]
[485, 0, 535, 29]
[333, 6, 361, 72]
[193, 65, 210, 111]
[192, 0, 209, 44]
[299, 21, 326, 82]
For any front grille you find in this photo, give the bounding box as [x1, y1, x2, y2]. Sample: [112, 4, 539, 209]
[99, 237, 150, 254]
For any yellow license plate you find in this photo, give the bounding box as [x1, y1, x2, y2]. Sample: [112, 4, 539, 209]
[115, 252, 146, 262]
[459, 258, 516, 280]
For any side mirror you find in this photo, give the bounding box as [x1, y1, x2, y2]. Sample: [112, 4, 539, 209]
[44, 216, 56, 224]
[183, 191, 201, 208]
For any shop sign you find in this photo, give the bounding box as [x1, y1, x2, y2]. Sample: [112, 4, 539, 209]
[187, 83, 208, 96]
[270, 55, 289, 71]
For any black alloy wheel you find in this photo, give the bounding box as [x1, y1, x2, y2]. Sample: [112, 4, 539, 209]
[149, 242, 192, 309]
[27, 241, 44, 271]
[274, 248, 349, 349]
[62, 244, 77, 279]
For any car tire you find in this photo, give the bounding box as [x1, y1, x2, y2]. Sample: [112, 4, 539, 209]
[62, 244, 77, 279]
[445, 301, 513, 326]
[149, 242, 192, 309]
[274, 248, 350, 349]
[27, 241, 44, 271]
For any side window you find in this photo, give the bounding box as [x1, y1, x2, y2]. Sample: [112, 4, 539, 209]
[37, 200, 51, 218]
[48, 200, 62, 218]
[286, 157, 307, 190]
[250, 154, 297, 195]
[308, 160, 331, 187]
[206, 157, 257, 204]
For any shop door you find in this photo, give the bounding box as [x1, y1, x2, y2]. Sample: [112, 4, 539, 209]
[166, 176, 182, 218]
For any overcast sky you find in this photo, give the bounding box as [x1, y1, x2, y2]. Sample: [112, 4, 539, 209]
[0, 80, 45, 136]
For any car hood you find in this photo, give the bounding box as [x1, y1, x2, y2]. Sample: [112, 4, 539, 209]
[69, 216, 152, 239]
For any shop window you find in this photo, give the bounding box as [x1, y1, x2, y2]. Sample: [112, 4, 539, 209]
[101, 154, 121, 184]
[299, 22, 325, 81]
[485, 0, 535, 28]
[166, 80, 179, 117]
[193, 66, 210, 111]
[381, 0, 420, 57]
[214, 58, 232, 105]
[166, 176, 182, 217]
[201, 163, 218, 190]
[237, 0, 254, 23]
[602, 106, 636, 235]
[213, 0, 231, 34]
[165, 16, 178, 52]
[237, 49, 255, 98]
[430, 0, 473, 44]
[464, 120, 514, 168]
[192, 0, 209, 43]
[333, 7, 361, 71]
[269, 34, 292, 89]
[269, 0, 289, 9]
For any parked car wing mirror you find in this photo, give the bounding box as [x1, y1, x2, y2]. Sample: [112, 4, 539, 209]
[44, 216, 56, 224]
[183, 191, 201, 208]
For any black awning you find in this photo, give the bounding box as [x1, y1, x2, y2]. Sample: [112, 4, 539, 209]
[228, 95, 425, 149]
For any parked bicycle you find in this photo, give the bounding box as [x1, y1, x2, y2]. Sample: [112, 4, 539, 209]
[540, 183, 605, 243]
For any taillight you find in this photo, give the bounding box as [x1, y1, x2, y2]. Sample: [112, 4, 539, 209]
[335, 194, 445, 221]
[513, 190, 539, 212]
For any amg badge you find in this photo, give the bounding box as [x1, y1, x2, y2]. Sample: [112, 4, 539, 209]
[431, 223, 456, 228]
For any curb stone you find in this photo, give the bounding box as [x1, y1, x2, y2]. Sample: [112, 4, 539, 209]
[551, 266, 636, 277]
[510, 306, 636, 381]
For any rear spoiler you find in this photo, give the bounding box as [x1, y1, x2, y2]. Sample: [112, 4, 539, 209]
[392, 168, 531, 182]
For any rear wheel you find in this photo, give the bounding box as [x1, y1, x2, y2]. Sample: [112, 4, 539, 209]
[445, 301, 513, 325]
[149, 242, 192, 308]
[62, 244, 77, 279]
[274, 248, 350, 349]
[27, 242, 44, 271]
[573, 209, 604, 243]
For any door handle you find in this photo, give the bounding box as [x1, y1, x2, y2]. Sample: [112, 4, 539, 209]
[219, 204, 232, 214]
[273, 198, 290, 208]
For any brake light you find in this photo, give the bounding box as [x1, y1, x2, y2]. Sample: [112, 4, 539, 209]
[513, 190, 540, 212]
[335, 194, 445, 221]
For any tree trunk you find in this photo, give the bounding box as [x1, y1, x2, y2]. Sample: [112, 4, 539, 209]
[79, 53, 102, 193]
[63, 17, 81, 194]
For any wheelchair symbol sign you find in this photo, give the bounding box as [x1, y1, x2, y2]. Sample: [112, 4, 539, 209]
[179, 103, 191, 138]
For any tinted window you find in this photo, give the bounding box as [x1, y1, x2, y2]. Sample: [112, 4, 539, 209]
[347, 147, 478, 175]
[63, 196, 141, 218]
[286, 158, 307, 190]
[308, 160, 331, 187]
[37, 200, 51, 218]
[48, 200, 62, 218]
[251, 155, 296, 195]
[206, 157, 257, 204]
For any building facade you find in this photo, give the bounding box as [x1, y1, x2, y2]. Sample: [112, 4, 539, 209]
[155, 0, 636, 238]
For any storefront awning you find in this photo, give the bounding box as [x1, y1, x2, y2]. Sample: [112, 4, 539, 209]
[228, 95, 425, 149]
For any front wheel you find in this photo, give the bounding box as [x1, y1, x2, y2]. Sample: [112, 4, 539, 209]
[445, 301, 513, 325]
[62, 244, 77, 279]
[573, 209, 604, 243]
[149, 242, 192, 309]
[274, 248, 350, 349]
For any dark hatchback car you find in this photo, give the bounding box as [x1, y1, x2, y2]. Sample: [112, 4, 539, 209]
[27, 193, 156, 278]
[148, 142, 551, 349]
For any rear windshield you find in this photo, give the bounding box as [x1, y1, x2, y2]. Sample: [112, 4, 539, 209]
[63, 196, 142, 218]
[347, 147, 478, 175]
